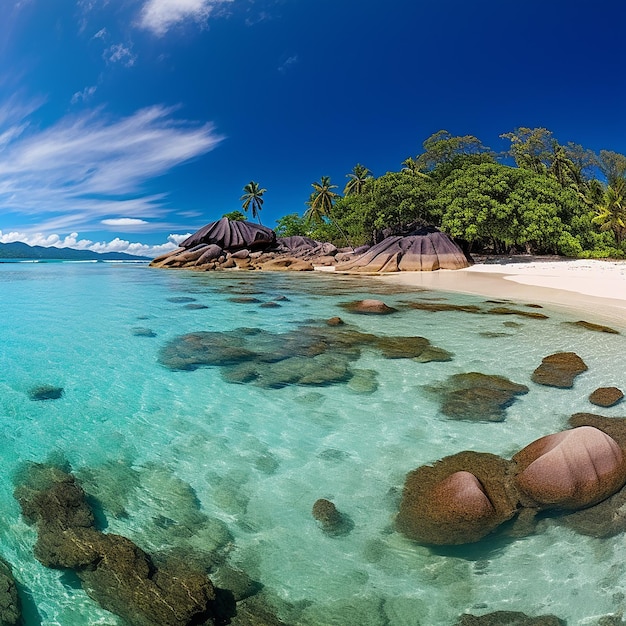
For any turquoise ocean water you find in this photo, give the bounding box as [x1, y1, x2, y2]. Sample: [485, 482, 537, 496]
[1, 260, 626, 625]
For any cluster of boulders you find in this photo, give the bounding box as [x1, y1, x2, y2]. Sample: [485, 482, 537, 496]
[397, 421, 626, 546]
[149, 218, 471, 272]
[13, 463, 228, 626]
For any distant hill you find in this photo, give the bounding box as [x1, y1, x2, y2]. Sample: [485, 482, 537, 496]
[0, 241, 149, 261]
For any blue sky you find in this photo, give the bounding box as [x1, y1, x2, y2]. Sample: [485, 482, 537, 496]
[0, 0, 624, 257]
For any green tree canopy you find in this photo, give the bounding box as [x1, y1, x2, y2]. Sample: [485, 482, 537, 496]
[415, 130, 492, 172]
[222, 210, 246, 221]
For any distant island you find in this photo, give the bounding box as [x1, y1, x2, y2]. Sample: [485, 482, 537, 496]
[0, 241, 149, 261]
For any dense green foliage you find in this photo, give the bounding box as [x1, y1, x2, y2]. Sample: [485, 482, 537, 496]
[267, 128, 626, 258]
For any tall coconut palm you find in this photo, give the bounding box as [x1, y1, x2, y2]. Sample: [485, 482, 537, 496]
[343, 163, 372, 196]
[592, 180, 626, 246]
[240, 181, 267, 224]
[305, 176, 351, 246]
[305, 176, 339, 222]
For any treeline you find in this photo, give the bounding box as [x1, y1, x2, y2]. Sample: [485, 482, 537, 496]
[272, 128, 626, 258]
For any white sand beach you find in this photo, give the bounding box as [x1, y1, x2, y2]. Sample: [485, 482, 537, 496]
[381, 257, 626, 326]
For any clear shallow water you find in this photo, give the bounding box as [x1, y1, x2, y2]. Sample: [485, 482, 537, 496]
[1, 262, 626, 625]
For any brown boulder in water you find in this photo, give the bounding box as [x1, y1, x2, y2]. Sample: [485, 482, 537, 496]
[513, 426, 626, 510]
[179, 218, 276, 251]
[531, 351, 588, 388]
[589, 386, 624, 407]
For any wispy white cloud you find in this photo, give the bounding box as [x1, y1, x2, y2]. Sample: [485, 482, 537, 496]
[104, 43, 137, 67]
[0, 99, 224, 236]
[101, 217, 149, 226]
[278, 54, 298, 73]
[71, 85, 98, 104]
[92, 27, 108, 40]
[138, 0, 233, 36]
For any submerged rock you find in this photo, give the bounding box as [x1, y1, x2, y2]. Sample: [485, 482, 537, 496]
[455, 611, 566, 625]
[0, 557, 21, 626]
[426, 372, 528, 422]
[14, 463, 225, 626]
[531, 351, 588, 388]
[28, 384, 64, 401]
[565, 320, 620, 334]
[589, 387, 624, 407]
[312, 499, 354, 536]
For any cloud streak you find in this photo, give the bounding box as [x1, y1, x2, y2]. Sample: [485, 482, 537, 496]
[0, 100, 224, 234]
[138, 0, 233, 36]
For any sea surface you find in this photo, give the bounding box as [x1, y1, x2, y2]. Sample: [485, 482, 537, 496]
[1, 261, 626, 625]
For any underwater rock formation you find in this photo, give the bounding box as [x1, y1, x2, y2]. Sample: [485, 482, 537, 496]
[0, 557, 21, 626]
[565, 320, 620, 334]
[396, 451, 517, 545]
[158, 321, 450, 389]
[425, 372, 529, 422]
[531, 351, 588, 388]
[455, 611, 566, 625]
[312, 499, 354, 536]
[589, 386, 624, 407]
[28, 384, 63, 401]
[334, 226, 470, 272]
[14, 463, 224, 626]
[512, 426, 626, 510]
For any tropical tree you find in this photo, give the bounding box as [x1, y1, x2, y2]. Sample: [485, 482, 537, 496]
[305, 176, 340, 223]
[240, 181, 267, 224]
[343, 164, 372, 196]
[415, 130, 492, 172]
[500, 127, 554, 175]
[592, 180, 626, 246]
[222, 210, 246, 221]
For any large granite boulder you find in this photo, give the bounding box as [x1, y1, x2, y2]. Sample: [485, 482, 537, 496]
[335, 226, 470, 272]
[513, 426, 626, 510]
[396, 451, 517, 545]
[531, 351, 588, 388]
[179, 218, 276, 251]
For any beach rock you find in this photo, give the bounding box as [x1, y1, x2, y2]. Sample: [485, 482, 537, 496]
[131, 326, 157, 337]
[455, 611, 565, 625]
[341, 299, 397, 315]
[590, 387, 624, 407]
[326, 316, 345, 326]
[397, 451, 517, 545]
[335, 227, 470, 272]
[407, 301, 482, 314]
[179, 218, 276, 251]
[28, 384, 64, 401]
[531, 351, 588, 388]
[512, 426, 626, 510]
[426, 372, 529, 422]
[312, 499, 353, 536]
[486, 306, 549, 319]
[0, 558, 21, 626]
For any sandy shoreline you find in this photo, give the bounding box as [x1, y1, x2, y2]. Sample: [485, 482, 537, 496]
[379, 257, 626, 326]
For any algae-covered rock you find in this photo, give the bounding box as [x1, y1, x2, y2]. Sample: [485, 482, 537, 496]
[590, 387, 624, 408]
[531, 351, 588, 388]
[340, 299, 398, 315]
[28, 384, 64, 401]
[455, 611, 566, 625]
[312, 499, 354, 536]
[0, 558, 21, 626]
[426, 372, 528, 422]
[397, 451, 517, 545]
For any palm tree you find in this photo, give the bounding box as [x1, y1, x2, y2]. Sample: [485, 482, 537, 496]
[343, 163, 372, 196]
[240, 181, 267, 224]
[305, 176, 339, 222]
[592, 180, 626, 246]
[305, 176, 351, 247]
[401, 157, 432, 179]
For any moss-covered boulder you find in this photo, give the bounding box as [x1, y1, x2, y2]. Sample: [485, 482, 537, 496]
[396, 451, 517, 545]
